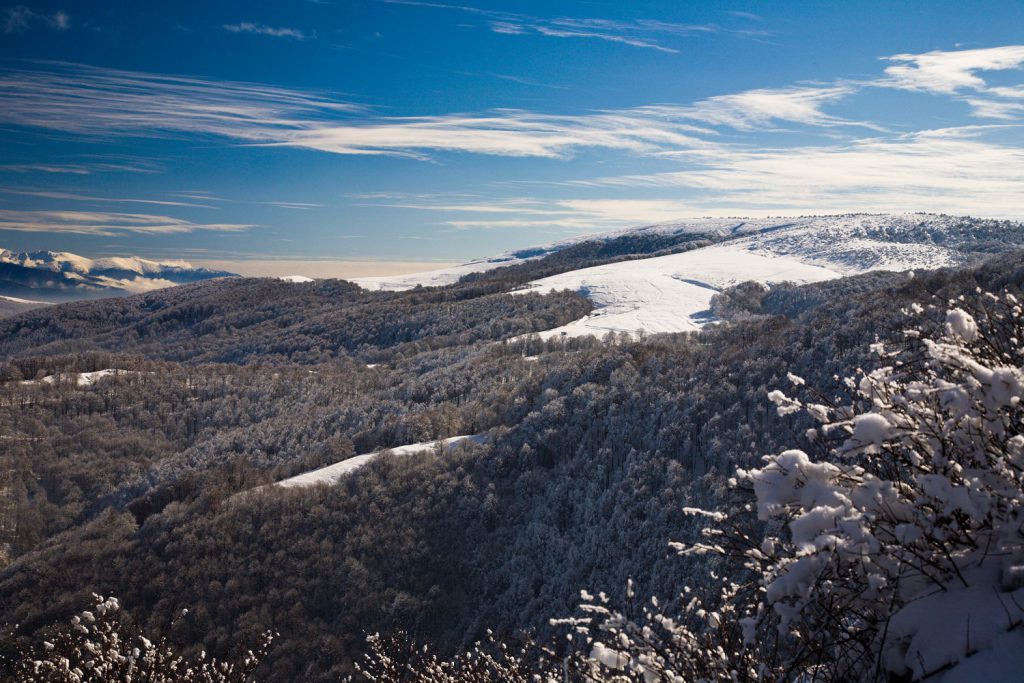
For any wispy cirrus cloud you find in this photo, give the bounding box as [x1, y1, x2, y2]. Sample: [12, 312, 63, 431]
[0, 62, 362, 139]
[726, 11, 763, 22]
[0, 62, 868, 162]
[678, 85, 873, 130]
[965, 98, 1024, 120]
[0, 188, 214, 208]
[377, 1, 763, 53]
[3, 5, 69, 33]
[0, 160, 158, 175]
[572, 126, 1024, 217]
[371, 127, 1024, 228]
[357, 194, 701, 230]
[0, 210, 254, 236]
[446, 198, 699, 228]
[487, 17, 711, 54]
[881, 45, 1024, 94]
[224, 22, 309, 40]
[273, 109, 712, 158]
[0, 62, 720, 158]
[259, 201, 325, 210]
[877, 46, 1024, 122]
[4, 47, 1024, 225]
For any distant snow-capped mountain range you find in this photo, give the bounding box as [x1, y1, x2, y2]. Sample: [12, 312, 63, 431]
[0, 248, 236, 303]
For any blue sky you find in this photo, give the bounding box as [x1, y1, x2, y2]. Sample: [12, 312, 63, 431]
[1, 1, 1023, 275]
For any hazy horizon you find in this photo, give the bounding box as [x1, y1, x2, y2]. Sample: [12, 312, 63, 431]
[190, 258, 461, 279]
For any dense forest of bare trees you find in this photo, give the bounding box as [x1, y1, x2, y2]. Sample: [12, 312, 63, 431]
[0, 233, 1022, 679]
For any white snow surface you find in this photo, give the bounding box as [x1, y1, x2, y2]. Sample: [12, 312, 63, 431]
[279, 275, 315, 283]
[22, 369, 137, 387]
[353, 214, 993, 339]
[884, 562, 1024, 681]
[274, 435, 486, 489]
[518, 244, 842, 339]
[936, 628, 1024, 682]
[354, 214, 972, 292]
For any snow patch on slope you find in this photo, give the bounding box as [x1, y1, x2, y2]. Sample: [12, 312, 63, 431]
[518, 244, 841, 338]
[22, 369, 137, 387]
[274, 435, 486, 489]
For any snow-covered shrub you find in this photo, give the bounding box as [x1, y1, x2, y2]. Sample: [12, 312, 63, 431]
[11, 594, 273, 682]
[355, 630, 545, 682]
[552, 575, 775, 682]
[571, 291, 1024, 681]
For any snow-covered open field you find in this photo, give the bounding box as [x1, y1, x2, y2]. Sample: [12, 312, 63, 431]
[273, 435, 486, 489]
[355, 214, 1010, 339]
[516, 244, 842, 338]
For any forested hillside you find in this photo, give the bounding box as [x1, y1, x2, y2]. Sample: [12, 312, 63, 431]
[2, 235, 1021, 679]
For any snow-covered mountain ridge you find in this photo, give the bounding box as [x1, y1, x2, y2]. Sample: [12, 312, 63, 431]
[357, 213, 1024, 338]
[0, 247, 236, 302]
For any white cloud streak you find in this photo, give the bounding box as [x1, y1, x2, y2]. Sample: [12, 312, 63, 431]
[0, 63, 722, 158]
[881, 46, 1024, 94]
[0, 161, 157, 175]
[380, 128, 1024, 225]
[487, 16, 721, 53]
[224, 22, 309, 39]
[3, 5, 70, 33]
[377, 1, 760, 53]
[575, 127, 1024, 217]
[877, 46, 1024, 122]
[0, 62, 362, 139]
[0, 63, 869, 162]
[275, 109, 712, 158]
[679, 85, 871, 130]
[0, 210, 253, 236]
[359, 195, 702, 230]
[966, 99, 1024, 120]
[259, 201, 325, 210]
[0, 189, 214, 208]
[5, 46, 1024, 224]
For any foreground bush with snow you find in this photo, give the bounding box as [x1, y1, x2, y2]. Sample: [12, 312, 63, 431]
[9, 594, 273, 682]
[566, 291, 1024, 681]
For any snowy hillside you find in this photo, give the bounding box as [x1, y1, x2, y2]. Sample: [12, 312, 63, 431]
[272, 435, 486, 489]
[517, 245, 842, 338]
[0, 247, 236, 302]
[358, 213, 1024, 339]
[354, 217, 765, 291]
